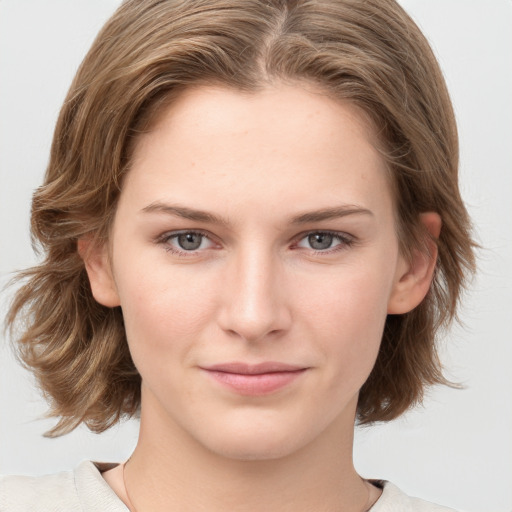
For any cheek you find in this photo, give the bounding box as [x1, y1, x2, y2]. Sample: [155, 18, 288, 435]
[114, 257, 219, 360]
[298, 263, 392, 376]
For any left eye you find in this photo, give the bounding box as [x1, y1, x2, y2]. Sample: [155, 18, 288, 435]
[296, 232, 349, 251]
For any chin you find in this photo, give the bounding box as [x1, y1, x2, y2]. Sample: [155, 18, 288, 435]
[206, 434, 301, 462]
[192, 414, 319, 462]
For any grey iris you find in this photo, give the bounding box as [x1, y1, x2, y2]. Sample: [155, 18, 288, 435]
[178, 233, 202, 250]
[308, 233, 333, 250]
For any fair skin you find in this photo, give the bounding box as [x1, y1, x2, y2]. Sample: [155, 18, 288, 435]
[81, 82, 440, 512]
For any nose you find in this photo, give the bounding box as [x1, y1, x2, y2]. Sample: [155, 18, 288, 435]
[217, 244, 292, 343]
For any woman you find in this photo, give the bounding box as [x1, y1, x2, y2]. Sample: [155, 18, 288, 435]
[1, 0, 476, 510]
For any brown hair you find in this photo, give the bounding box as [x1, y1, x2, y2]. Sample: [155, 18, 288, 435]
[6, 0, 475, 437]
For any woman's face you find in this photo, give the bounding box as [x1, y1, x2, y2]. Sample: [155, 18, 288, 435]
[93, 83, 413, 460]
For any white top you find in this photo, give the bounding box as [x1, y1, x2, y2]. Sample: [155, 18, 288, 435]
[0, 461, 458, 511]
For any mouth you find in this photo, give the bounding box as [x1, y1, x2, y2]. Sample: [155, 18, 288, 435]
[200, 362, 308, 395]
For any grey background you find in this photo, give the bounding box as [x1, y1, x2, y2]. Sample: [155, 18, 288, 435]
[1, 1, 511, 511]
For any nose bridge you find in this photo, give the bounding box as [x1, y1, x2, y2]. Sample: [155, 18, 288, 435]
[218, 240, 290, 342]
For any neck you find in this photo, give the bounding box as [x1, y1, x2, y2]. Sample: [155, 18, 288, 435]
[121, 390, 372, 512]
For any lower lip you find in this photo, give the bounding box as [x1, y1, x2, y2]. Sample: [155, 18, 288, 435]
[203, 369, 307, 395]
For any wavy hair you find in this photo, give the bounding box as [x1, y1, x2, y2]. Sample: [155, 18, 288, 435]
[6, 0, 476, 436]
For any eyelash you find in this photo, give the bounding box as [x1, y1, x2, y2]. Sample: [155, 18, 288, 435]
[156, 230, 355, 258]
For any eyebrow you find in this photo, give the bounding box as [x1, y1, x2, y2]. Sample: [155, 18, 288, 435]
[290, 206, 373, 224]
[141, 202, 230, 226]
[141, 201, 373, 226]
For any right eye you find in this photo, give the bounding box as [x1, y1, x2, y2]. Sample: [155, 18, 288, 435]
[159, 231, 216, 255]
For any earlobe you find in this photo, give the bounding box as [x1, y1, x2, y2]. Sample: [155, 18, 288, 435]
[77, 238, 120, 308]
[387, 212, 442, 314]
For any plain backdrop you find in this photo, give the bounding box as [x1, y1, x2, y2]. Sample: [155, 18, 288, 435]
[0, 1, 511, 511]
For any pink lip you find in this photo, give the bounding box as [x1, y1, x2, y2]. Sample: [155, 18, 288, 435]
[200, 362, 308, 395]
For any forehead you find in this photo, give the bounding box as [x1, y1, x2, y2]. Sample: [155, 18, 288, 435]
[136, 82, 382, 163]
[122, 83, 394, 225]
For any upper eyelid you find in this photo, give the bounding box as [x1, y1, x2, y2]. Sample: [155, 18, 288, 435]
[158, 228, 352, 238]
[292, 229, 354, 243]
[158, 229, 214, 241]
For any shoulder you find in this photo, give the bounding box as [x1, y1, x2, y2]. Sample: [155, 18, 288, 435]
[371, 481, 462, 512]
[0, 467, 80, 511]
[0, 461, 127, 512]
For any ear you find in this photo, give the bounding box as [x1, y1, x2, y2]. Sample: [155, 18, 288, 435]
[387, 212, 442, 314]
[77, 238, 120, 308]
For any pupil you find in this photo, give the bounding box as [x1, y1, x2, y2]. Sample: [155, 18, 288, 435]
[178, 233, 202, 250]
[309, 233, 333, 250]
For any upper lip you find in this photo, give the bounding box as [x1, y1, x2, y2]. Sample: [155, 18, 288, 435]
[201, 362, 306, 375]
